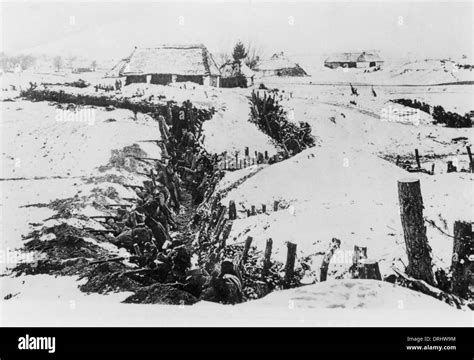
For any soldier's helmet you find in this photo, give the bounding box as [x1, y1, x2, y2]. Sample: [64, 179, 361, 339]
[220, 259, 235, 275]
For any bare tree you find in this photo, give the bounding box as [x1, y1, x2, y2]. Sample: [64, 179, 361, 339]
[215, 52, 231, 68]
[244, 40, 265, 70]
[53, 56, 64, 72]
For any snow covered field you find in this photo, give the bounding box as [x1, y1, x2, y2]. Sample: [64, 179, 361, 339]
[0, 66, 472, 326]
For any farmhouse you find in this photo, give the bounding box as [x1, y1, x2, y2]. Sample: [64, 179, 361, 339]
[115, 44, 221, 87]
[324, 51, 384, 69]
[255, 52, 307, 77]
[219, 60, 255, 87]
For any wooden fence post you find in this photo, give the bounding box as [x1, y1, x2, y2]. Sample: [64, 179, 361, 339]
[273, 200, 279, 212]
[467, 146, 473, 172]
[320, 238, 341, 282]
[264, 151, 268, 160]
[358, 260, 382, 280]
[228, 200, 237, 220]
[447, 161, 457, 173]
[220, 221, 233, 248]
[245, 147, 249, 157]
[214, 205, 227, 234]
[352, 245, 367, 265]
[431, 163, 435, 175]
[451, 220, 472, 298]
[216, 218, 228, 241]
[241, 236, 253, 264]
[262, 238, 273, 277]
[350, 245, 368, 278]
[397, 178, 435, 286]
[262, 204, 266, 213]
[284, 242, 297, 288]
[251, 205, 256, 216]
[415, 149, 421, 169]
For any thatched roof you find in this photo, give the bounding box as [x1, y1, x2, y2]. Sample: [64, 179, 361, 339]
[219, 60, 255, 78]
[325, 51, 383, 63]
[256, 52, 305, 72]
[118, 44, 220, 77]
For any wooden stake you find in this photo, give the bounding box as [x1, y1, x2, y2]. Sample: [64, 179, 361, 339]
[214, 205, 227, 235]
[397, 178, 435, 286]
[431, 163, 435, 175]
[284, 242, 297, 288]
[251, 205, 256, 216]
[241, 236, 253, 264]
[350, 245, 368, 278]
[220, 221, 233, 248]
[447, 161, 457, 173]
[216, 218, 228, 241]
[273, 200, 279, 212]
[262, 238, 273, 277]
[352, 245, 367, 265]
[244, 147, 249, 157]
[415, 149, 421, 169]
[264, 151, 269, 160]
[467, 146, 473, 172]
[451, 220, 472, 299]
[228, 200, 237, 220]
[358, 260, 382, 280]
[320, 238, 341, 282]
[262, 204, 266, 213]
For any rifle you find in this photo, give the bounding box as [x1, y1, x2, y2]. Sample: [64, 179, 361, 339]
[104, 204, 133, 208]
[89, 255, 137, 265]
[89, 215, 120, 221]
[84, 228, 115, 234]
[126, 155, 161, 162]
[138, 140, 165, 144]
[123, 184, 144, 190]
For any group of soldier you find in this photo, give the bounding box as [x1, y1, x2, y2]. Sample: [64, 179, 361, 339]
[93, 100, 242, 303]
[94, 80, 122, 93]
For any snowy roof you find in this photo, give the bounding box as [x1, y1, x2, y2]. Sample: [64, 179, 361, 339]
[256, 52, 304, 71]
[118, 44, 221, 77]
[325, 51, 383, 63]
[219, 60, 255, 78]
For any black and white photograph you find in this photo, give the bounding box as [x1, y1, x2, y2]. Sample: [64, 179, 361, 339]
[0, 0, 472, 354]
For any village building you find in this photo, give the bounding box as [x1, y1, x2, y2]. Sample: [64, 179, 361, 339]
[324, 51, 384, 69]
[113, 44, 221, 87]
[219, 60, 255, 87]
[254, 52, 308, 77]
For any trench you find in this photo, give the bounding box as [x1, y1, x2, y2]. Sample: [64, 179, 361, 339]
[8, 86, 302, 305]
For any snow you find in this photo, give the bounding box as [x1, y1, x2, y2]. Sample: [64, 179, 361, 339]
[0, 278, 469, 327]
[1, 62, 472, 325]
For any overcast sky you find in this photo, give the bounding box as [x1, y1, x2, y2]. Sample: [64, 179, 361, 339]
[1, 1, 472, 60]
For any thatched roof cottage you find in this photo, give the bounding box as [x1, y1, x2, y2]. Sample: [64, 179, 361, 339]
[113, 44, 221, 87]
[324, 51, 384, 69]
[254, 52, 307, 77]
[219, 60, 255, 87]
